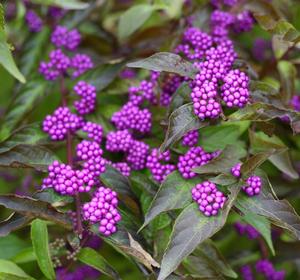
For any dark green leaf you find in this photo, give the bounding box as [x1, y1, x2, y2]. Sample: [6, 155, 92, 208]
[77, 247, 120, 279]
[0, 213, 33, 237]
[77, 62, 124, 91]
[192, 145, 246, 175]
[31, 219, 55, 280]
[127, 52, 198, 79]
[167, 82, 191, 117]
[0, 79, 48, 138]
[241, 212, 275, 255]
[141, 171, 199, 230]
[0, 144, 58, 171]
[29, 0, 88, 9]
[0, 195, 72, 230]
[0, 123, 48, 153]
[250, 80, 279, 96]
[0, 234, 28, 259]
[161, 103, 208, 152]
[118, 4, 156, 39]
[33, 188, 73, 207]
[19, 28, 51, 77]
[158, 185, 240, 280]
[241, 151, 275, 178]
[0, 32, 25, 83]
[130, 171, 158, 196]
[236, 191, 300, 239]
[210, 174, 237, 186]
[100, 165, 134, 197]
[277, 60, 297, 104]
[11, 248, 36, 264]
[0, 259, 32, 279]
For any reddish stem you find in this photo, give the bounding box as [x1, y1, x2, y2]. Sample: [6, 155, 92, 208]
[60, 77, 83, 236]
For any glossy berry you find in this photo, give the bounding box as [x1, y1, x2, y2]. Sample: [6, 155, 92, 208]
[70, 54, 94, 78]
[43, 107, 83, 140]
[231, 163, 241, 178]
[221, 69, 249, 108]
[51, 25, 81, 50]
[178, 146, 214, 179]
[105, 130, 133, 152]
[233, 11, 254, 33]
[111, 102, 152, 134]
[25, 10, 43, 32]
[126, 140, 149, 170]
[76, 140, 103, 161]
[82, 186, 121, 236]
[112, 162, 131, 177]
[234, 222, 260, 240]
[182, 130, 199, 147]
[73, 81, 97, 115]
[146, 149, 176, 183]
[39, 49, 70, 80]
[242, 176, 262, 196]
[255, 260, 285, 280]
[82, 122, 103, 143]
[160, 75, 183, 106]
[191, 181, 227, 216]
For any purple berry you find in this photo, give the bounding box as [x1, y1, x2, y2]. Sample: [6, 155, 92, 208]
[70, 54, 94, 78]
[126, 140, 149, 170]
[73, 81, 97, 115]
[182, 130, 199, 147]
[51, 25, 81, 51]
[25, 10, 43, 32]
[105, 130, 133, 152]
[82, 122, 103, 143]
[191, 181, 227, 216]
[231, 163, 241, 178]
[242, 176, 262, 196]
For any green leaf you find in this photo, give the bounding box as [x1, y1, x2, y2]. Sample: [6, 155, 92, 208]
[241, 212, 275, 255]
[127, 52, 198, 79]
[199, 122, 250, 152]
[0, 234, 28, 259]
[241, 151, 275, 178]
[278, 60, 297, 104]
[31, 219, 55, 280]
[183, 240, 237, 279]
[19, 28, 51, 77]
[29, 0, 88, 9]
[130, 171, 158, 196]
[0, 259, 32, 278]
[118, 4, 156, 39]
[0, 272, 31, 280]
[33, 188, 74, 207]
[0, 123, 49, 153]
[249, 131, 299, 179]
[0, 4, 5, 32]
[0, 195, 72, 230]
[167, 82, 191, 117]
[0, 213, 33, 237]
[11, 248, 36, 264]
[0, 144, 58, 171]
[158, 185, 240, 280]
[192, 145, 246, 175]
[0, 32, 25, 83]
[141, 171, 199, 230]
[78, 63, 124, 91]
[77, 248, 120, 279]
[0, 79, 49, 138]
[161, 103, 208, 152]
[236, 191, 300, 239]
[100, 165, 135, 197]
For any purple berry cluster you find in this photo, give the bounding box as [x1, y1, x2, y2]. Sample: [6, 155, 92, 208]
[76, 140, 106, 177]
[105, 130, 133, 152]
[73, 81, 97, 115]
[231, 163, 263, 196]
[160, 74, 183, 106]
[191, 181, 227, 216]
[82, 186, 121, 236]
[41, 161, 95, 195]
[39, 26, 93, 81]
[25, 10, 43, 32]
[42, 107, 83, 141]
[291, 95, 300, 112]
[111, 162, 131, 177]
[111, 102, 152, 134]
[82, 122, 103, 143]
[51, 25, 81, 51]
[146, 149, 176, 183]
[255, 260, 285, 280]
[182, 130, 199, 147]
[234, 222, 260, 239]
[126, 140, 150, 170]
[240, 265, 254, 280]
[178, 146, 215, 179]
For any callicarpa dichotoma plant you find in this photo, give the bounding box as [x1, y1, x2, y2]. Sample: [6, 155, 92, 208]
[1, 0, 300, 279]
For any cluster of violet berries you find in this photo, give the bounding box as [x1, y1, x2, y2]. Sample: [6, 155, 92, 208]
[231, 163, 263, 196]
[146, 149, 176, 183]
[234, 222, 260, 240]
[191, 181, 227, 216]
[39, 25, 93, 81]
